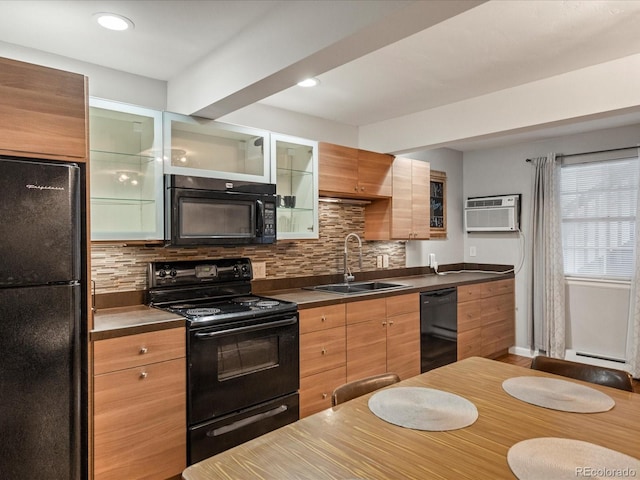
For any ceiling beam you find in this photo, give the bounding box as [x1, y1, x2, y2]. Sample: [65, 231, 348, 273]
[167, 0, 485, 118]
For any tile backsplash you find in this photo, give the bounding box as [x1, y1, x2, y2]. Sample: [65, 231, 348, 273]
[91, 202, 406, 294]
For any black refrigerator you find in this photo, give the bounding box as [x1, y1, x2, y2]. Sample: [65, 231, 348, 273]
[0, 156, 84, 479]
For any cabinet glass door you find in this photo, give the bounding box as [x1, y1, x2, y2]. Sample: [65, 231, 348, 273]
[271, 134, 318, 239]
[89, 98, 163, 241]
[163, 112, 270, 183]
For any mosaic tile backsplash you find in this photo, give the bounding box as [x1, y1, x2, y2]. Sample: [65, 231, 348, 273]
[91, 202, 406, 294]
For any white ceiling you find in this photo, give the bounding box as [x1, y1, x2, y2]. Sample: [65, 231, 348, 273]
[1, 0, 640, 151]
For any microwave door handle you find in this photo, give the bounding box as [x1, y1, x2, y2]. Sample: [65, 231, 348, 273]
[194, 316, 298, 339]
[255, 199, 264, 237]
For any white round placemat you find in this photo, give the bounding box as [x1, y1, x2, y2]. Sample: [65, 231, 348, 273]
[508, 437, 640, 480]
[502, 376, 615, 413]
[367, 386, 478, 431]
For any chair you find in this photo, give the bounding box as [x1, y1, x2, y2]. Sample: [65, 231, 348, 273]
[331, 372, 401, 406]
[530, 355, 633, 392]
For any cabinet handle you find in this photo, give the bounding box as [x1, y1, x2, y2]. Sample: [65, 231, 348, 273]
[382, 321, 387, 326]
[139, 347, 148, 354]
[321, 315, 326, 322]
[139, 371, 148, 379]
[360, 186, 365, 191]
[321, 348, 327, 355]
[322, 393, 328, 399]
[354, 185, 358, 192]
[389, 320, 394, 325]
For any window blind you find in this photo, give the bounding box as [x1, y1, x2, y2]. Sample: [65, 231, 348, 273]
[560, 155, 640, 280]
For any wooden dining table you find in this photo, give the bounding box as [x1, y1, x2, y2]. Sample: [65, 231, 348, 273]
[182, 356, 639, 480]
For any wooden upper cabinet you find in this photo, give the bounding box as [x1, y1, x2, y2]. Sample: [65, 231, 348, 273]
[365, 157, 430, 240]
[0, 57, 87, 160]
[410, 159, 431, 239]
[318, 142, 392, 199]
[357, 149, 393, 197]
[318, 142, 358, 195]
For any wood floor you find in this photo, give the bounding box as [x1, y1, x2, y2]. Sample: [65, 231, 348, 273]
[495, 353, 640, 394]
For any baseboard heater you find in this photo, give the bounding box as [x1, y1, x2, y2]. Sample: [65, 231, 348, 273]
[575, 351, 626, 364]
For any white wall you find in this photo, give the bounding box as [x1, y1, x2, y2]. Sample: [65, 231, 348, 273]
[463, 122, 640, 354]
[404, 148, 464, 267]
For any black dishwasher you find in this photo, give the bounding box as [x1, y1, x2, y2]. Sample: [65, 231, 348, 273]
[420, 288, 457, 372]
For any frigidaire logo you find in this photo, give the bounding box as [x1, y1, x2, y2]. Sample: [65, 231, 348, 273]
[26, 184, 65, 191]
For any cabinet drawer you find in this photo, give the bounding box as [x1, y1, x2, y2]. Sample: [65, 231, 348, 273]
[93, 357, 186, 480]
[300, 327, 346, 378]
[457, 301, 483, 332]
[94, 327, 185, 375]
[346, 298, 386, 325]
[481, 319, 515, 357]
[299, 304, 346, 334]
[481, 293, 515, 322]
[483, 278, 514, 297]
[386, 292, 419, 317]
[300, 366, 346, 418]
[457, 327, 483, 360]
[457, 283, 486, 303]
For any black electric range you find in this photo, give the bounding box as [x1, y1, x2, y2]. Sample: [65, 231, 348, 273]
[147, 257, 297, 328]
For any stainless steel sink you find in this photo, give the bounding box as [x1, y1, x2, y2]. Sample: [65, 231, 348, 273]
[305, 281, 408, 295]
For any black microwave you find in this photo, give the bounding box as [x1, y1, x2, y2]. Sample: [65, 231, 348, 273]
[165, 175, 276, 246]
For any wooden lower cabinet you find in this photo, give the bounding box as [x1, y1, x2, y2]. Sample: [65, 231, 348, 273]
[457, 279, 515, 360]
[346, 293, 420, 383]
[386, 293, 421, 379]
[93, 327, 186, 480]
[299, 305, 347, 417]
[300, 366, 347, 418]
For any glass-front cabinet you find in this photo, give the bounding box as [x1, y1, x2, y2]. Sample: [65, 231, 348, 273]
[89, 98, 163, 241]
[163, 112, 270, 183]
[271, 134, 318, 239]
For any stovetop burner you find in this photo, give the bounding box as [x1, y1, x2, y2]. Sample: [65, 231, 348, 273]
[232, 296, 261, 304]
[186, 307, 222, 316]
[255, 300, 280, 308]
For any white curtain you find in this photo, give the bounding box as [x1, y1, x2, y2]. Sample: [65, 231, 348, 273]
[628, 152, 640, 378]
[529, 154, 566, 358]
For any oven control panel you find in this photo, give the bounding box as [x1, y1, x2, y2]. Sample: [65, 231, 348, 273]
[148, 258, 253, 287]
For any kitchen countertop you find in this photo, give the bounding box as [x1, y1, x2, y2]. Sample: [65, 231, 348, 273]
[262, 270, 514, 308]
[90, 270, 513, 340]
[91, 305, 185, 341]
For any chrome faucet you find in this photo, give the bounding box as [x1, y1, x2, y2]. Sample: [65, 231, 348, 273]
[344, 233, 363, 283]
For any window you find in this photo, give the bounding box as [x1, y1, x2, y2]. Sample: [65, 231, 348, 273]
[560, 155, 639, 280]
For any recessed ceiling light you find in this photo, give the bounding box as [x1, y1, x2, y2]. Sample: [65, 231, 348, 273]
[297, 78, 320, 88]
[94, 12, 134, 31]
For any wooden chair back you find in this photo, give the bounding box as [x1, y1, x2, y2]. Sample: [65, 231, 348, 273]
[331, 372, 401, 406]
[530, 355, 633, 392]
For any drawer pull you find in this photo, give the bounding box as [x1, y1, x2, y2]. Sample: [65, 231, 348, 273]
[139, 371, 148, 379]
[321, 315, 326, 322]
[322, 393, 327, 399]
[139, 347, 148, 354]
[321, 348, 327, 355]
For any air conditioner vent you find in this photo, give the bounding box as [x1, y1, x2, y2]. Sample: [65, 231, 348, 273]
[464, 194, 521, 232]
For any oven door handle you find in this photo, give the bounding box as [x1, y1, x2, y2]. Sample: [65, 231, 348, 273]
[194, 316, 297, 338]
[207, 404, 289, 437]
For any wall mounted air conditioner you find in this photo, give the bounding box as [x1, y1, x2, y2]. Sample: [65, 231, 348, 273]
[464, 194, 520, 232]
